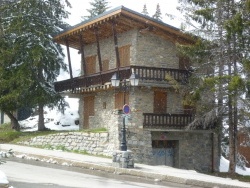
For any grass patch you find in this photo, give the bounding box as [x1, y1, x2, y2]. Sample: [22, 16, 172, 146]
[0, 123, 22, 143]
[0, 131, 21, 143]
[0, 125, 108, 144]
[0, 123, 65, 143]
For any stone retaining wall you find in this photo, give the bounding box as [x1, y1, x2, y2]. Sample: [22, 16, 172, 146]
[18, 132, 111, 156]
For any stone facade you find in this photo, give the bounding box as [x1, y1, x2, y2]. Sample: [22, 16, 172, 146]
[18, 129, 219, 172]
[151, 131, 219, 172]
[72, 26, 219, 172]
[82, 29, 179, 73]
[112, 150, 134, 168]
[78, 86, 185, 165]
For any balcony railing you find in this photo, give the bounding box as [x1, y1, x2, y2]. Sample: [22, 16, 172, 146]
[54, 66, 190, 92]
[143, 113, 194, 129]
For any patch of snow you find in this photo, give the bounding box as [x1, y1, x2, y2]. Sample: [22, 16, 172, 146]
[220, 156, 250, 175]
[0, 170, 9, 185]
[19, 97, 79, 131]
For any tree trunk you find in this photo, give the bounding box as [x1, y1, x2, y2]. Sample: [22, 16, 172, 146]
[228, 95, 236, 174]
[5, 111, 20, 131]
[216, 0, 224, 169]
[38, 103, 46, 131]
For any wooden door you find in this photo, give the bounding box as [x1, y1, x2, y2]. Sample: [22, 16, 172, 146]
[83, 96, 95, 129]
[154, 91, 167, 113]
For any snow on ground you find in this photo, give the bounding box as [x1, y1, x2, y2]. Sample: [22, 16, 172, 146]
[0, 170, 9, 186]
[19, 97, 79, 132]
[0, 97, 80, 185]
[220, 156, 250, 175]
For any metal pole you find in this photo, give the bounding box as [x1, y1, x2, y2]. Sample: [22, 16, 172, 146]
[120, 80, 127, 151]
[120, 116, 127, 151]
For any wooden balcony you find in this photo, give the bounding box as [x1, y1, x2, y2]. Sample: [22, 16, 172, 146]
[143, 113, 194, 129]
[54, 66, 191, 92]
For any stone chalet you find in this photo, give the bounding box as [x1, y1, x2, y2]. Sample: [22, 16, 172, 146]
[53, 6, 219, 172]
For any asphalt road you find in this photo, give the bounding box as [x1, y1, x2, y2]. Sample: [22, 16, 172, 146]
[1, 158, 202, 188]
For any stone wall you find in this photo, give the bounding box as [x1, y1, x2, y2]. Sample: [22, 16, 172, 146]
[136, 33, 179, 69]
[78, 86, 185, 165]
[151, 131, 219, 172]
[81, 29, 179, 73]
[18, 132, 112, 156]
[83, 29, 138, 71]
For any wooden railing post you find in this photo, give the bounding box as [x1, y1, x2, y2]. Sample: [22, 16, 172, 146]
[54, 66, 191, 92]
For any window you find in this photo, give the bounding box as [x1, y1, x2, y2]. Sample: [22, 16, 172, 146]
[85, 55, 96, 75]
[118, 45, 130, 67]
[115, 92, 129, 110]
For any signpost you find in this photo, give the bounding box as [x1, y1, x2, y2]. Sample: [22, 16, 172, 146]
[123, 104, 130, 114]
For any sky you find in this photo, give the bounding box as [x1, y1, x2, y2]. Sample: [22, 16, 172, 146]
[67, 0, 180, 26]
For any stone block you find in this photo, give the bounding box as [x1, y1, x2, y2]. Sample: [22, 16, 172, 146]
[122, 151, 129, 158]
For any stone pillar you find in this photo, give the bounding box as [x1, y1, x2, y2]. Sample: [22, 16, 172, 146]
[112, 150, 134, 168]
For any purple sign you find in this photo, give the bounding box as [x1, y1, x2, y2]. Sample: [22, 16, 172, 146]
[123, 104, 130, 114]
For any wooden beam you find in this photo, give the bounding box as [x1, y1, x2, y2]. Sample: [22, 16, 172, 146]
[112, 20, 121, 70]
[65, 39, 73, 79]
[94, 27, 103, 84]
[54, 10, 122, 40]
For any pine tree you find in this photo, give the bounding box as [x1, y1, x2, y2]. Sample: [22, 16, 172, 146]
[142, 4, 149, 16]
[152, 3, 162, 21]
[0, 0, 70, 131]
[177, 0, 250, 174]
[82, 0, 110, 20]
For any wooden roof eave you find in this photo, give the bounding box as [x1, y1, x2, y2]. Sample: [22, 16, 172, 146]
[53, 6, 194, 46]
[54, 9, 122, 43]
[119, 8, 194, 44]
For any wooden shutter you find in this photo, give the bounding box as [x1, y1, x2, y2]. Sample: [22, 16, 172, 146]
[102, 59, 109, 71]
[115, 92, 129, 110]
[85, 55, 96, 75]
[83, 96, 95, 128]
[154, 91, 167, 113]
[118, 45, 130, 67]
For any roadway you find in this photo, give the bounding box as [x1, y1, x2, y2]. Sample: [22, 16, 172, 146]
[1, 158, 202, 188]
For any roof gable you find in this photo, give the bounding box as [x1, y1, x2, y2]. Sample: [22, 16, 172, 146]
[54, 6, 193, 50]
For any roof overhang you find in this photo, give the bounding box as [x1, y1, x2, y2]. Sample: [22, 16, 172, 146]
[53, 6, 194, 50]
